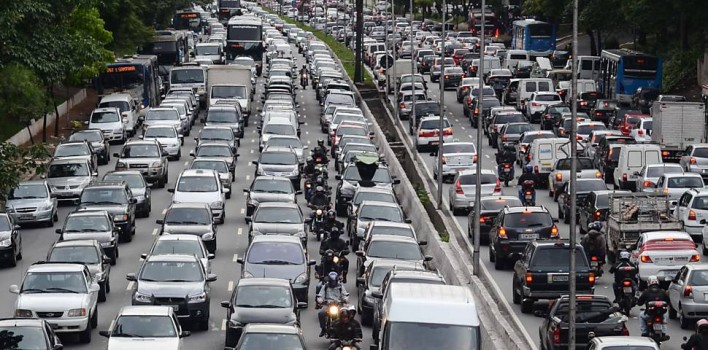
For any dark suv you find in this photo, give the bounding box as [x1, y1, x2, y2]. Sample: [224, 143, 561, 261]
[488, 206, 559, 270]
[594, 136, 636, 182]
[76, 181, 137, 242]
[512, 241, 595, 314]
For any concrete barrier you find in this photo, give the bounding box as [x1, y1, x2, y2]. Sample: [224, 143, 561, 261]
[7, 89, 87, 146]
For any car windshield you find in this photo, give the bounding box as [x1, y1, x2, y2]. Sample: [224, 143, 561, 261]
[354, 192, 395, 206]
[260, 152, 298, 165]
[121, 145, 161, 158]
[535, 94, 561, 102]
[482, 198, 522, 210]
[576, 180, 607, 192]
[505, 212, 553, 228]
[0, 326, 48, 349]
[0, 216, 11, 231]
[177, 176, 218, 192]
[367, 241, 422, 260]
[8, 184, 48, 199]
[70, 131, 102, 142]
[197, 145, 232, 158]
[267, 138, 303, 149]
[103, 174, 145, 189]
[370, 226, 414, 238]
[263, 124, 296, 135]
[55, 144, 89, 157]
[577, 124, 607, 135]
[549, 106, 571, 114]
[235, 285, 292, 308]
[212, 86, 246, 98]
[359, 205, 403, 222]
[144, 127, 177, 138]
[140, 261, 203, 282]
[553, 300, 615, 322]
[171, 69, 205, 84]
[207, 110, 238, 123]
[555, 158, 594, 170]
[201, 129, 233, 141]
[196, 45, 220, 55]
[192, 160, 229, 173]
[668, 177, 704, 188]
[64, 215, 110, 232]
[112, 315, 177, 338]
[442, 143, 476, 154]
[387, 322, 479, 350]
[49, 246, 100, 264]
[165, 207, 211, 225]
[645, 166, 682, 178]
[146, 110, 179, 121]
[337, 127, 368, 137]
[22, 271, 87, 293]
[254, 207, 301, 223]
[91, 111, 120, 123]
[459, 173, 496, 185]
[530, 247, 589, 271]
[415, 103, 440, 116]
[152, 240, 205, 258]
[343, 167, 392, 183]
[239, 333, 303, 350]
[371, 266, 394, 287]
[252, 179, 292, 193]
[247, 242, 305, 264]
[48, 162, 89, 177]
[81, 188, 128, 205]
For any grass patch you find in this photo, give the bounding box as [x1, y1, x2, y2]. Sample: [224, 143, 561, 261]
[0, 117, 28, 142]
[267, 9, 375, 88]
[439, 230, 450, 242]
[416, 185, 430, 205]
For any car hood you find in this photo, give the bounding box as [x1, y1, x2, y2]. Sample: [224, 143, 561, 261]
[62, 231, 114, 244]
[251, 223, 304, 235]
[232, 306, 297, 324]
[77, 204, 128, 216]
[107, 337, 180, 350]
[6, 198, 51, 209]
[250, 192, 296, 204]
[17, 293, 89, 311]
[244, 263, 306, 280]
[136, 281, 204, 298]
[47, 176, 91, 189]
[173, 191, 221, 205]
[259, 164, 298, 174]
[162, 224, 213, 235]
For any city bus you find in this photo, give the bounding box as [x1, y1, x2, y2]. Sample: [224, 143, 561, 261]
[173, 10, 206, 33]
[511, 19, 556, 57]
[139, 30, 188, 67]
[95, 55, 161, 111]
[599, 49, 663, 104]
[226, 14, 264, 69]
[218, 0, 241, 23]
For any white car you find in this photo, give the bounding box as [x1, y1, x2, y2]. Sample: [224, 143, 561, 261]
[654, 172, 704, 204]
[415, 116, 453, 152]
[98, 93, 140, 137]
[634, 163, 684, 192]
[100, 305, 188, 350]
[630, 117, 652, 142]
[432, 141, 477, 182]
[169, 169, 227, 224]
[141, 125, 182, 160]
[525, 91, 562, 122]
[631, 231, 700, 285]
[587, 336, 659, 350]
[674, 188, 708, 243]
[88, 107, 126, 144]
[10, 262, 100, 343]
[576, 121, 607, 141]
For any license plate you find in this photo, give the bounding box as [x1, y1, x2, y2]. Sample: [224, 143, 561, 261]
[430, 141, 439, 145]
[653, 323, 663, 331]
[590, 261, 598, 267]
[525, 195, 533, 200]
[19, 214, 33, 220]
[623, 287, 633, 293]
[503, 167, 511, 172]
[552, 275, 569, 282]
[519, 233, 538, 239]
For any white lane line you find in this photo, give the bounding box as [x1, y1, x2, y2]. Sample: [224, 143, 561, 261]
[233, 254, 239, 262]
[184, 161, 189, 166]
[221, 319, 227, 331]
[240, 208, 245, 214]
[250, 149, 254, 154]
[243, 190, 248, 196]
[251, 139, 255, 143]
[485, 154, 490, 158]
[237, 228, 243, 235]
[307, 140, 311, 144]
[151, 228, 158, 236]
[461, 126, 466, 130]
[246, 175, 250, 180]
[305, 131, 309, 135]
[161, 209, 167, 215]
[127, 281, 134, 290]
[304, 122, 308, 126]
[303, 108, 306, 112]
[228, 281, 234, 292]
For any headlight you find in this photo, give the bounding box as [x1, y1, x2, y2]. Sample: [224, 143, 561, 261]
[211, 201, 223, 209]
[202, 232, 214, 240]
[14, 309, 32, 317]
[0, 239, 12, 247]
[316, 209, 323, 216]
[114, 214, 128, 222]
[328, 304, 339, 316]
[95, 272, 105, 281]
[229, 319, 244, 328]
[113, 128, 124, 133]
[134, 291, 152, 303]
[188, 292, 207, 303]
[243, 271, 254, 278]
[296, 231, 306, 238]
[248, 198, 259, 206]
[150, 161, 162, 168]
[293, 272, 307, 284]
[68, 308, 87, 317]
[116, 162, 127, 169]
[40, 202, 53, 210]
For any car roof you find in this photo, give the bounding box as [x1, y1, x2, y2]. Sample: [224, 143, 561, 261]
[504, 206, 549, 214]
[169, 202, 210, 210]
[237, 278, 293, 288]
[124, 140, 160, 147]
[369, 221, 412, 230]
[49, 158, 91, 165]
[642, 231, 693, 241]
[242, 323, 301, 334]
[178, 169, 218, 177]
[369, 234, 418, 243]
[369, 258, 421, 270]
[155, 234, 202, 242]
[118, 305, 174, 316]
[53, 239, 101, 248]
[253, 175, 292, 182]
[201, 125, 234, 132]
[481, 195, 520, 202]
[591, 336, 660, 347]
[359, 200, 401, 209]
[458, 168, 496, 176]
[356, 187, 394, 195]
[661, 172, 702, 179]
[145, 254, 199, 263]
[17, 180, 48, 186]
[251, 235, 302, 245]
[28, 262, 86, 273]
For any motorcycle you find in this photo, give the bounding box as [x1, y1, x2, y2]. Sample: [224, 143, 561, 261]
[588, 255, 604, 277]
[618, 275, 637, 316]
[310, 208, 327, 240]
[644, 300, 670, 343]
[301, 72, 308, 89]
[499, 162, 514, 187]
[317, 301, 343, 338]
[330, 338, 362, 350]
[521, 180, 536, 206]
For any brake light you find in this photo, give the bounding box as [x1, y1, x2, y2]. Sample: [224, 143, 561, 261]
[455, 180, 464, 194]
[640, 255, 652, 263]
[480, 216, 486, 223]
[576, 135, 583, 141]
[498, 227, 507, 239]
[471, 66, 478, 71]
[621, 325, 630, 336]
[654, 317, 663, 323]
[534, 165, 539, 173]
[691, 157, 697, 165]
[684, 284, 694, 298]
[663, 150, 670, 156]
[462, 73, 466, 78]
[622, 280, 632, 287]
[637, 129, 644, 135]
[594, 210, 602, 219]
[589, 273, 595, 284]
[595, 112, 602, 116]
[689, 210, 697, 221]
[690, 254, 701, 262]
[462, 86, 469, 91]
[502, 135, 508, 142]
[580, 101, 588, 106]
[643, 181, 654, 188]
[551, 225, 559, 237]
[555, 173, 562, 181]
[622, 173, 627, 182]
[467, 97, 472, 106]
[494, 179, 501, 193]
[443, 128, 453, 136]
[552, 326, 560, 345]
[525, 273, 532, 283]
[531, 102, 541, 107]
[590, 256, 599, 261]
[595, 171, 602, 178]
[400, 102, 405, 109]
[474, 108, 479, 115]
[445, 75, 449, 79]
[474, 154, 478, 162]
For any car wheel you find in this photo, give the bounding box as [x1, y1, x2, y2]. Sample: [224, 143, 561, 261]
[79, 323, 92, 343]
[494, 254, 504, 270]
[680, 306, 691, 329]
[512, 277, 520, 304]
[669, 304, 677, 319]
[197, 314, 210, 331]
[53, 212, 59, 222]
[488, 246, 494, 262]
[703, 245, 708, 256]
[361, 309, 373, 326]
[110, 248, 118, 265]
[8, 249, 16, 267]
[16, 243, 22, 261]
[91, 308, 98, 329]
[175, 150, 181, 161]
[521, 298, 534, 314]
[105, 278, 110, 293]
[98, 283, 107, 302]
[563, 209, 570, 224]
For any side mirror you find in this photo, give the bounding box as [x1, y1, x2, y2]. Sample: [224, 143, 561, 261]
[126, 273, 137, 281]
[393, 179, 401, 185]
[161, 151, 168, 157]
[297, 301, 307, 309]
[222, 188, 230, 194]
[424, 255, 433, 262]
[553, 218, 559, 223]
[404, 219, 412, 224]
[236, 257, 244, 264]
[244, 216, 252, 223]
[9, 285, 19, 294]
[418, 240, 428, 246]
[206, 274, 218, 282]
[356, 277, 365, 286]
[55, 228, 62, 234]
[167, 188, 175, 193]
[113, 153, 121, 157]
[140, 253, 148, 259]
[99, 330, 110, 338]
[220, 301, 232, 309]
[156, 219, 164, 224]
[355, 251, 365, 257]
[189, 150, 195, 157]
[243, 189, 250, 193]
[295, 190, 302, 195]
[335, 175, 342, 180]
[180, 331, 191, 338]
[308, 259, 317, 266]
[130, 197, 137, 204]
[138, 135, 144, 140]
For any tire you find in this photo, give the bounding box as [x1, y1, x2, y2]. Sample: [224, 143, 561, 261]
[494, 254, 504, 270]
[512, 278, 521, 304]
[78, 324, 92, 344]
[669, 304, 677, 319]
[521, 298, 534, 314]
[53, 212, 59, 222]
[680, 306, 691, 329]
[98, 283, 107, 302]
[91, 308, 98, 329]
[8, 249, 16, 267]
[703, 245, 708, 256]
[563, 209, 570, 224]
[197, 314, 210, 331]
[488, 246, 495, 262]
[106, 278, 111, 293]
[226, 191, 231, 199]
[360, 309, 373, 326]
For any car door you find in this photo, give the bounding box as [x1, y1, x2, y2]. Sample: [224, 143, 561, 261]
[675, 192, 692, 221]
[84, 268, 98, 311]
[668, 266, 688, 310]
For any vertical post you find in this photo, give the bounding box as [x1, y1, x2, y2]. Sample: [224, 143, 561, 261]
[436, 0, 446, 207]
[410, 0, 415, 156]
[384, 14, 389, 95]
[568, 0, 579, 348]
[392, 0, 398, 121]
[354, 0, 364, 83]
[473, 0, 485, 275]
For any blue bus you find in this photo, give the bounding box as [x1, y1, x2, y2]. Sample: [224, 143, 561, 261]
[511, 19, 556, 57]
[95, 55, 161, 110]
[600, 49, 663, 104]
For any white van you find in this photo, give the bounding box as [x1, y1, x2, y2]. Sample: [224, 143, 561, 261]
[98, 93, 140, 137]
[614, 144, 663, 191]
[505, 50, 529, 71]
[371, 283, 480, 350]
[565, 56, 601, 80]
[527, 137, 584, 188]
[516, 78, 554, 111]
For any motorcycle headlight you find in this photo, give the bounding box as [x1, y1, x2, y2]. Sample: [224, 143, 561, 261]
[188, 292, 207, 303]
[293, 272, 307, 284]
[316, 209, 323, 216]
[116, 162, 127, 169]
[14, 309, 33, 318]
[114, 214, 128, 222]
[210, 201, 223, 209]
[134, 291, 152, 303]
[202, 232, 214, 240]
[328, 304, 339, 316]
[68, 308, 87, 317]
[150, 161, 162, 168]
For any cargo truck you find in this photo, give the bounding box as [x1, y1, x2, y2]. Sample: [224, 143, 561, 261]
[650, 101, 706, 162]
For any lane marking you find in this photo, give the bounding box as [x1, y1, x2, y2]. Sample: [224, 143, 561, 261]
[250, 149, 254, 154]
[461, 126, 466, 130]
[246, 175, 250, 180]
[240, 208, 245, 214]
[151, 228, 158, 236]
[221, 319, 227, 331]
[127, 281, 134, 290]
[233, 254, 239, 262]
[184, 161, 189, 166]
[237, 228, 243, 235]
[228, 281, 234, 292]
[251, 139, 255, 143]
[162, 209, 167, 215]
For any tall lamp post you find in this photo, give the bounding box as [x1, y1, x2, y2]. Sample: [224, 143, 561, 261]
[568, 0, 580, 347]
[472, 0, 485, 275]
[436, 0, 446, 207]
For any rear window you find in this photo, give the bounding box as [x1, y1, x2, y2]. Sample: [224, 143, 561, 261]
[646, 165, 683, 177]
[495, 114, 525, 124]
[536, 94, 561, 102]
[510, 54, 527, 60]
[626, 150, 643, 167]
[594, 194, 610, 208]
[555, 158, 594, 170]
[692, 196, 708, 210]
[576, 180, 606, 192]
[689, 270, 708, 286]
[459, 173, 497, 185]
[482, 198, 522, 210]
[504, 212, 552, 228]
[693, 148, 708, 158]
[667, 176, 704, 188]
[505, 124, 534, 134]
[531, 247, 589, 271]
[420, 119, 450, 130]
[538, 143, 554, 160]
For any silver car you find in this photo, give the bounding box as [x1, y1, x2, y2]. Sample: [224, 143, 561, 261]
[44, 158, 97, 202]
[57, 210, 119, 263]
[53, 141, 97, 170]
[190, 142, 238, 176]
[170, 169, 227, 224]
[548, 157, 602, 200]
[432, 142, 477, 182]
[142, 107, 183, 135]
[680, 144, 708, 181]
[447, 169, 500, 215]
[156, 203, 217, 253]
[141, 125, 183, 160]
[348, 201, 408, 248]
[196, 126, 239, 153]
[635, 163, 684, 193]
[144, 234, 214, 274]
[47, 239, 111, 301]
[189, 158, 233, 198]
[668, 264, 708, 328]
[246, 202, 307, 246]
[6, 181, 58, 227]
[253, 147, 301, 190]
[264, 135, 308, 165]
[244, 176, 299, 216]
[655, 172, 705, 205]
[114, 140, 169, 188]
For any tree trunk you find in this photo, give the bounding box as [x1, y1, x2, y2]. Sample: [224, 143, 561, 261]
[51, 84, 60, 138]
[586, 29, 597, 56]
[596, 30, 602, 52]
[26, 125, 34, 145]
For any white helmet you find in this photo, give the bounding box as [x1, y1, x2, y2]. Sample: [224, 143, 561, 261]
[647, 275, 659, 286]
[619, 251, 631, 261]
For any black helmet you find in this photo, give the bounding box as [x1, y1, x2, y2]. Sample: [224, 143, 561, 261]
[325, 249, 334, 258]
[331, 227, 341, 237]
[317, 139, 324, 146]
[327, 210, 337, 219]
[306, 156, 314, 164]
[504, 144, 515, 152]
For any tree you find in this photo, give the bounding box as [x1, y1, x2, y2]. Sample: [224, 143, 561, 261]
[0, 65, 50, 145]
[0, 142, 51, 202]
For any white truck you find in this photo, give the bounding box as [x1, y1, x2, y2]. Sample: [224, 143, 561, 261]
[650, 101, 706, 162]
[206, 65, 254, 119]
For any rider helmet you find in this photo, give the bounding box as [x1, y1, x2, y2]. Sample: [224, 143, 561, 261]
[588, 221, 602, 232]
[647, 275, 659, 287]
[696, 319, 708, 332]
[327, 272, 339, 287]
[330, 227, 341, 237]
[327, 210, 337, 220]
[315, 185, 325, 193]
[524, 164, 533, 173]
[619, 251, 631, 261]
[318, 139, 325, 147]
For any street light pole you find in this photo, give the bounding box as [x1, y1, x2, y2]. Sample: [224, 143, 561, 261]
[436, 0, 445, 208]
[391, 0, 398, 122]
[472, 0, 485, 275]
[568, 0, 579, 347]
[410, 0, 415, 158]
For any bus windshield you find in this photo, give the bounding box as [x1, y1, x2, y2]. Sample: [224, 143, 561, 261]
[527, 23, 553, 38]
[623, 56, 658, 79]
[228, 25, 261, 41]
[99, 65, 143, 90]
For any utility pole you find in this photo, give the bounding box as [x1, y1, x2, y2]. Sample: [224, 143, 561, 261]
[391, 0, 398, 121]
[472, 0, 485, 275]
[568, 0, 579, 347]
[354, 0, 364, 83]
[436, 0, 445, 208]
[409, 0, 415, 154]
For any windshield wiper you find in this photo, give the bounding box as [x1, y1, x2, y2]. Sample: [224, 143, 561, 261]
[113, 333, 145, 338]
[263, 190, 289, 194]
[258, 304, 286, 308]
[84, 201, 124, 205]
[168, 221, 204, 225]
[256, 259, 296, 265]
[45, 287, 79, 294]
[21, 288, 48, 293]
[162, 279, 194, 282]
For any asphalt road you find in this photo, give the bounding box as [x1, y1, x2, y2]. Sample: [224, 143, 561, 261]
[0, 44, 369, 350]
[382, 69, 698, 349]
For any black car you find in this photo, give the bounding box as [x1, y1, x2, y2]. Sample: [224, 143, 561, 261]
[221, 278, 304, 347]
[470, 97, 501, 129]
[489, 206, 559, 270]
[540, 105, 570, 131]
[589, 99, 618, 125]
[76, 181, 137, 242]
[0, 317, 63, 350]
[335, 164, 399, 216]
[0, 213, 22, 267]
[512, 240, 595, 314]
[468, 196, 522, 245]
[549, 50, 570, 68]
[577, 91, 600, 114]
[557, 178, 607, 224]
[102, 170, 151, 218]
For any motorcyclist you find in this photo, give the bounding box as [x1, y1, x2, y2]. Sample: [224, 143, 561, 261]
[682, 319, 708, 350]
[324, 210, 345, 232]
[300, 64, 308, 88]
[319, 228, 349, 283]
[609, 250, 638, 303]
[495, 144, 517, 177]
[637, 275, 670, 336]
[517, 165, 538, 203]
[581, 221, 607, 263]
[317, 272, 350, 337]
[329, 305, 363, 350]
[309, 186, 330, 209]
[313, 139, 329, 163]
[303, 156, 316, 177]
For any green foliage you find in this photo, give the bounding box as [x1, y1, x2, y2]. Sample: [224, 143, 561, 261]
[0, 65, 50, 126]
[416, 185, 430, 205]
[0, 142, 51, 202]
[439, 230, 450, 242]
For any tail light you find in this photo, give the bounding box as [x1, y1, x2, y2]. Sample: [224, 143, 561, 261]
[590, 256, 599, 262]
[643, 181, 654, 188]
[443, 128, 453, 136]
[595, 171, 602, 178]
[444, 75, 449, 79]
[462, 86, 469, 91]
[498, 227, 507, 239]
[580, 101, 588, 106]
[555, 173, 562, 181]
[472, 66, 478, 71]
[441, 156, 447, 164]
[550, 225, 559, 238]
[480, 216, 486, 223]
[400, 102, 406, 109]
[622, 280, 632, 287]
[474, 154, 478, 163]
[552, 327, 560, 345]
[662, 150, 670, 157]
[595, 112, 602, 116]
[462, 73, 466, 78]
[689, 209, 697, 221]
[531, 102, 541, 107]
[637, 129, 644, 135]
[494, 180, 501, 193]
[455, 180, 464, 194]
[684, 284, 694, 298]
[691, 157, 697, 165]
[525, 273, 532, 283]
[594, 210, 602, 219]
[576, 135, 583, 141]
[690, 254, 701, 262]
[640, 255, 652, 263]
[654, 317, 663, 323]
[621, 325, 630, 336]
[534, 165, 539, 173]
[589, 273, 596, 284]
[622, 173, 627, 182]
[474, 108, 479, 115]
[502, 135, 508, 142]
[467, 98, 473, 106]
